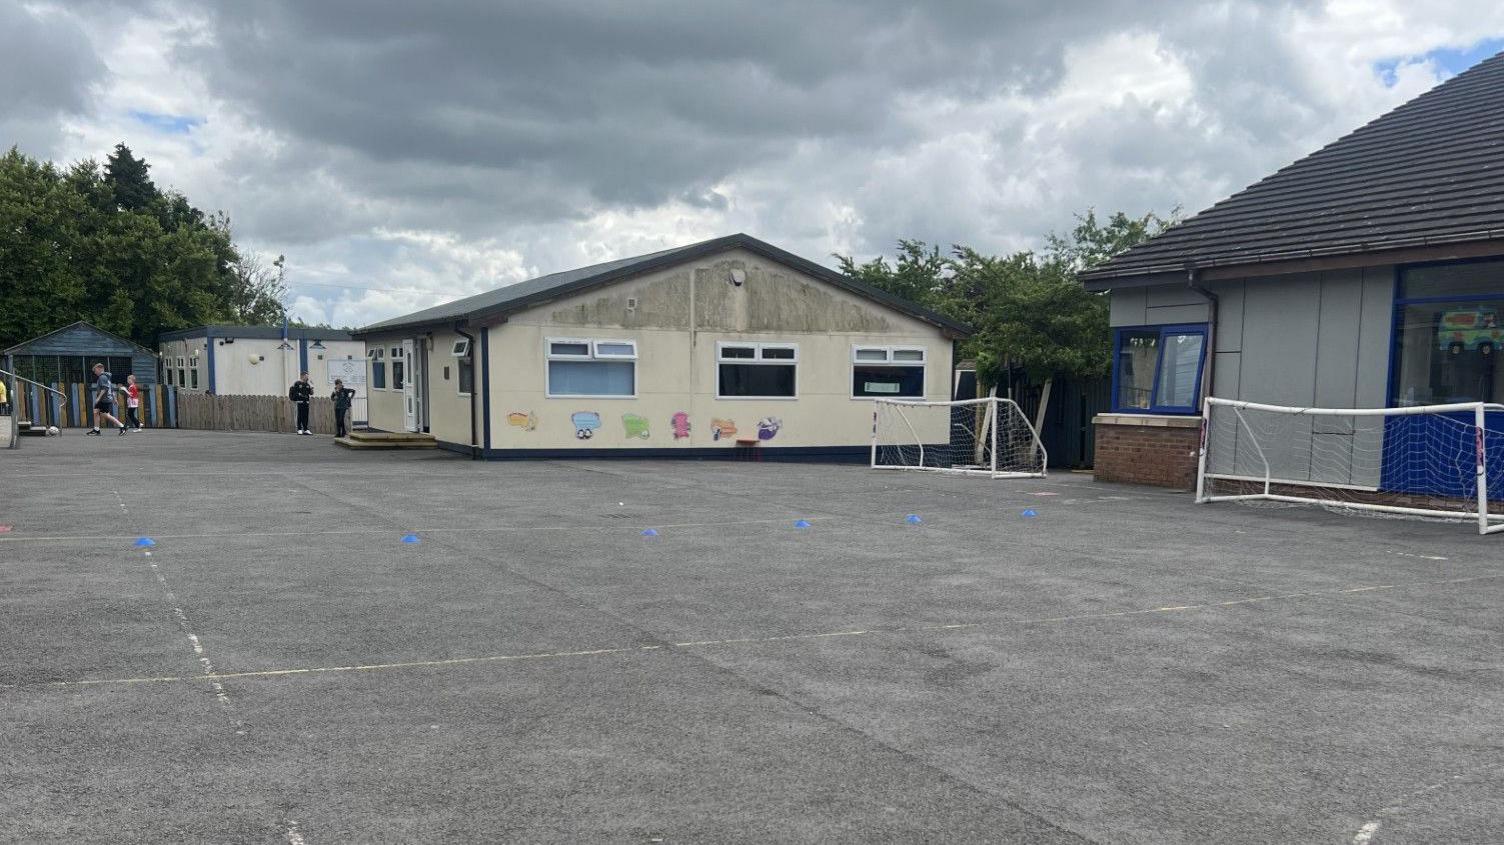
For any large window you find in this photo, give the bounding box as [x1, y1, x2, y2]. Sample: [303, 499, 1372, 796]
[852, 345, 925, 398]
[717, 341, 797, 398]
[371, 348, 386, 390]
[1112, 324, 1207, 414]
[546, 338, 636, 397]
[1393, 259, 1504, 406]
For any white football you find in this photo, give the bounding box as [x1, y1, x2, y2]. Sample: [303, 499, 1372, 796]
[46, 426, 60, 436]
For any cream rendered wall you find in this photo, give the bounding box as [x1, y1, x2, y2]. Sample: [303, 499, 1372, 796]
[426, 329, 479, 446]
[481, 247, 954, 451]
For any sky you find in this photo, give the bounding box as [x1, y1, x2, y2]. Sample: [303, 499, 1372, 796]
[4, 1, 1504, 329]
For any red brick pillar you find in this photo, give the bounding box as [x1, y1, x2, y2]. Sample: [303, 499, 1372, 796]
[1092, 414, 1201, 490]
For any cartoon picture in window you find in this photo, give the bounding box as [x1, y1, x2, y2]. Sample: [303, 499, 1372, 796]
[572, 411, 602, 439]
[670, 411, 691, 440]
[507, 411, 537, 431]
[1439, 308, 1503, 356]
[756, 416, 782, 441]
[622, 413, 650, 439]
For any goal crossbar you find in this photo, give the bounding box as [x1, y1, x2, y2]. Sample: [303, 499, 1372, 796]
[1197, 397, 1504, 536]
[871, 396, 1047, 479]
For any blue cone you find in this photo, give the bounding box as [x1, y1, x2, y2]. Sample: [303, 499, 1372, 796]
[905, 514, 922, 524]
[1021, 509, 1038, 518]
[401, 533, 421, 544]
[134, 537, 156, 547]
[641, 528, 659, 537]
[794, 519, 812, 529]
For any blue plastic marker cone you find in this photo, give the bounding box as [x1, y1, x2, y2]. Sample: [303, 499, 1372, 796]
[905, 514, 922, 524]
[794, 519, 812, 529]
[1021, 509, 1038, 518]
[134, 537, 156, 547]
[641, 528, 659, 537]
[401, 533, 421, 544]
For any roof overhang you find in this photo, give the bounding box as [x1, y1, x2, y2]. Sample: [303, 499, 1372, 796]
[1082, 235, 1504, 291]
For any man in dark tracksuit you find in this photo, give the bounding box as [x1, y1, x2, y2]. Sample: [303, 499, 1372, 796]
[289, 372, 314, 435]
[330, 379, 354, 437]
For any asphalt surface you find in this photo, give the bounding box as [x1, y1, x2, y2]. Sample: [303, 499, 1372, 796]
[2, 429, 1502, 844]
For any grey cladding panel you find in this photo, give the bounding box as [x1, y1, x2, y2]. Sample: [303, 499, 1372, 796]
[1237, 274, 1321, 406]
[1212, 280, 1245, 353]
[1313, 269, 1365, 411]
[1109, 288, 1147, 327]
[1356, 266, 1395, 406]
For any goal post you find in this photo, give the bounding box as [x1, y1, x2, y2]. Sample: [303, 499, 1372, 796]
[871, 396, 1047, 479]
[1197, 396, 1504, 535]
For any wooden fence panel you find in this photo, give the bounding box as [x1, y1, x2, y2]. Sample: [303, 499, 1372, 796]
[14, 382, 174, 429]
[172, 392, 343, 435]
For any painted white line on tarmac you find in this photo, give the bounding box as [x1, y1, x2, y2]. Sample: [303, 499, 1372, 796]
[9, 572, 1501, 692]
[0, 517, 806, 544]
[1352, 820, 1381, 844]
[283, 820, 307, 845]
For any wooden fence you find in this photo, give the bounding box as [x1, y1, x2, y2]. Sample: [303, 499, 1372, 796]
[12, 382, 177, 429]
[10, 383, 349, 435]
[175, 393, 347, 435]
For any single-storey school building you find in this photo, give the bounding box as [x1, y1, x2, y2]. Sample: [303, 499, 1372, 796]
[352, 233, 968, 459]
[1080, 50, 1504, 490]
[157, 325, 367, 403]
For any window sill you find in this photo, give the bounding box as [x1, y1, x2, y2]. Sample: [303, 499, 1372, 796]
[1094, 413, 1200, 428]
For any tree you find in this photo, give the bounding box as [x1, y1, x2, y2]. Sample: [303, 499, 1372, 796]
[104, 143, 156, 212]
[0, 144, 287, 352]
[229, 251, 288, 325]
[836, 209, 1175, 430]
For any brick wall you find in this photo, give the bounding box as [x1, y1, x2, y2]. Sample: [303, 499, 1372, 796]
[1093, 415, 1200, 489]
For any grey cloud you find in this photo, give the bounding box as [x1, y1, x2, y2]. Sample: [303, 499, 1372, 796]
[0, 3, 106, 154]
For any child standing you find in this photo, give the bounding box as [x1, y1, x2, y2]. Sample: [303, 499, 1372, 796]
[122, 374, 143, 431]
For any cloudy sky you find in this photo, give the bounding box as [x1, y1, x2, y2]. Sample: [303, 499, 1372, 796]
[5, 1, 1503, 328]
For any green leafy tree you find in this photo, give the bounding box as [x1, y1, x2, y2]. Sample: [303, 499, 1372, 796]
[837, 209, 1175, 429]
[0, 145, 288, 353]
[104, 143, 156, 212]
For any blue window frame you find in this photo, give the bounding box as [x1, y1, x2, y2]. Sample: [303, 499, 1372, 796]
[1111, 323, 1208, 414]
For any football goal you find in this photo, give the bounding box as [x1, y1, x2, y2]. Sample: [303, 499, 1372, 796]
[871, 396, 1047, 478]
[1197, 397, 1504, 535]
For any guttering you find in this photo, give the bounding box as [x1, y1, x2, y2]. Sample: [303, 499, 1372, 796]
[1186, 262, 1217, 404]
[454, 323, 480, 459]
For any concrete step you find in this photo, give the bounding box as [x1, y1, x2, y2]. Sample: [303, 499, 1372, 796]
[335, 434, 437, 449]
[345, 430, 436, 444]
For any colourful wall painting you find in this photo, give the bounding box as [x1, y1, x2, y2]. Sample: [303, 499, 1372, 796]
[670, 411, 691, 440]
[710, 418, 737, 441]
[622, 413, 650, 439]
[572, 411, 602, 439]
[756, 417, 782, 441]
[506, 411, 538, 431]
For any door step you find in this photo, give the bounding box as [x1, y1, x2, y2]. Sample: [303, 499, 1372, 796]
[335, 430, 437, 449]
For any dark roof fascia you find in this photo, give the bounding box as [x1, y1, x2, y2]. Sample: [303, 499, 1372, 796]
[1082, 233, 1504, 289]
[4, 320, 155, 355]
[352, 234, 972, 338]
[158, 325, 356, 342]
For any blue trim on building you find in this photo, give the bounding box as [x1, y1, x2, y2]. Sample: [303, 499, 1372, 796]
[480, 327, 492, 451]
[206, 329, 217, 394]
[1110, 323, 1208, 415]
[298, 338, 309, 374]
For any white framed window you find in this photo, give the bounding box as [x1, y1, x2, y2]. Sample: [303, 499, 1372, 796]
[176, 356, 186, 367]
[717, 341, 798, 399]
[370, 348, 386, 390]
[851, 345, 926, 398]
[457, 357, 474, 395]
[451, 338, 470, 357]
[546, 337, 636, 397]
[391, 346, 406, 390]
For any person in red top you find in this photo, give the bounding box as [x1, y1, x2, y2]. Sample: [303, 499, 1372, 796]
[122, 374, 143, 432]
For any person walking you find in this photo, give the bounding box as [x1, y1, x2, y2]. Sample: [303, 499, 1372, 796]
[88, 363, 128, 436]
[120, 374, 143, 431]
[289, 372, 314, 435]
[331, 378, 354, 438]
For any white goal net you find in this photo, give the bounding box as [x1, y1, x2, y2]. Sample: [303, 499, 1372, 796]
[1198, 397, 1504, 535]
[872, 397, 1047, 478]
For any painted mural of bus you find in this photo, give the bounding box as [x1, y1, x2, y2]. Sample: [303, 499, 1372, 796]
[1439, 308, 1503, 356]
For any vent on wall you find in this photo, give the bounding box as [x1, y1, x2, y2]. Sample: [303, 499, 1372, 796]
[626, 297, 639, 310]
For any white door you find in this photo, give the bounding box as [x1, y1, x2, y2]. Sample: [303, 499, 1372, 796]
[402, 339, 418, 432]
